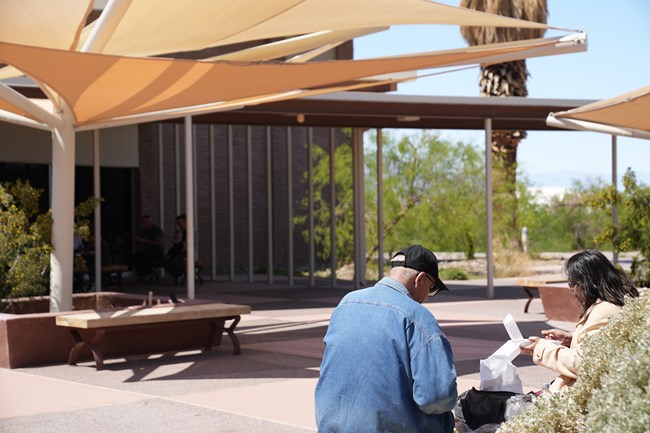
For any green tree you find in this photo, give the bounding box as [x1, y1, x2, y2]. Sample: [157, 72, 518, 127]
[0, 180, 100, 303]
[298, 130, 488, 271]
[519, 179, 613, 253]
[583, 169, 650, 287]
[296, 140, 354, 267]
[365, 130, 486, 259]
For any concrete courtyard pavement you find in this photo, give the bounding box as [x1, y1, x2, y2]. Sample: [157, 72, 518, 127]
[0, 276, 570, 432]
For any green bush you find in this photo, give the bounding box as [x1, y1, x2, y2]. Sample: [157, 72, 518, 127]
[583, 169, 650, 287]
[499, 290, 650, 433]
[0, 180, 99, 302]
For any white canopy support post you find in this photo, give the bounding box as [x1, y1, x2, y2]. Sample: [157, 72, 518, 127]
[377, 128, 384, 280]
[93, 129, 102, 292]
[0, 82, 61, 128]
[0, 108, 51, 131]
[49, 105, 75, 312]
[81, 0, 134, 53]
[184, 116, 195, 299]
[485, 118, 494, 299]
[611, 135, 619, 265]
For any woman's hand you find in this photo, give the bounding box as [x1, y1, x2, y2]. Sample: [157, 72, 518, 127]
[541, 328, 572, 346]
[520, 336, 540, 356]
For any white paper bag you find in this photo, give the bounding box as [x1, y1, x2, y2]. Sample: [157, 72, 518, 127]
[478, 314, 527, 393]
[479, 354, 523, 394]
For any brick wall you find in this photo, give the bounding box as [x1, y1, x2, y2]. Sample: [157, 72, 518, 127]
[137, 123, 349, 278]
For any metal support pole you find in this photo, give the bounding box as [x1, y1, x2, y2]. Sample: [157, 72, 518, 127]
[485, 118, 494, 299]
[612, 135, 619, 264]
[308, 128, 315, 287]
[184, 116, 195, 299]
[352, 128, 366, 289]
[329, 128, 337, 288]
[377, 128, 384, 280]
[247, 126, 254, 282]
[287, 127, 294, 286]
[192, 124, 199, 261]
[266, 127, 274, 284]
[93, 130, 102, 292]
[210, 125, 217, 280]
[228, 126, 235, 281]
[174, 124, 181, 215]
[158, 124, 166, 279]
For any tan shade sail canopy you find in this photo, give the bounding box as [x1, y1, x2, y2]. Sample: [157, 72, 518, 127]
[547, 85, 650, 139]
[77, 0, 555, 57]
[0, 0, 564, 81]
[554, 85, 650, 132]
[0, 0, 91, 49]
[206, 27, 389, 62]
[0, 35, 583, 128]
[0, 0, 556, 60]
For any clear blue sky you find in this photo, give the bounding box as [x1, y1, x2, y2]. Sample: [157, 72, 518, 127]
[354, 0, 650, 188]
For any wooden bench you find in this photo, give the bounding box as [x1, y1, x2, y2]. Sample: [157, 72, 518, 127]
[101, 264, 129, 290]
[516, 275, 567, 313]
[56, 302, 251, 370]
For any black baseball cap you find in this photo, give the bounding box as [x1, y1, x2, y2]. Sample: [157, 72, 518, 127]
[391, 245, 449, 292]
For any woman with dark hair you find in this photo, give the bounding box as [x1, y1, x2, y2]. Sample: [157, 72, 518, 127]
[521, 250, 638, 393]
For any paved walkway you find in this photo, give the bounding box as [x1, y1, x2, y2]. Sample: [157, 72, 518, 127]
[0, 276, 571, 432]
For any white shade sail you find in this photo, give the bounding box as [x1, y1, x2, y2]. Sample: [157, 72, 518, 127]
[547, 85, 650, 139]
[0, 0, 91, 49]
[76, 0, 556, 57]
[0, 34, 585, 129]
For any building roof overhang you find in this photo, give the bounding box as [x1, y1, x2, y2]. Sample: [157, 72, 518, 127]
[192, 91, 595, 131]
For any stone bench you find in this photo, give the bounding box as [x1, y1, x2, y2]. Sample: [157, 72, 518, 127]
[56, 302, 251, 370]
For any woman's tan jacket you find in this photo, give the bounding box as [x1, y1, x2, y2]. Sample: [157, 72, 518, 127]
[532, 299, 620, 393]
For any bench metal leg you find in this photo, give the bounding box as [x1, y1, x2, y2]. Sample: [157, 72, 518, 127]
[68, 329, 106, 370]
[206, 316, 242, 355]
[523, 287, 535, 313]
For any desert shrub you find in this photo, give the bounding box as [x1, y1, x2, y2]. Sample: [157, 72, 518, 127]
[0, 180, 99, 302]
[499, 290, 650, 433]
[493, 238, 533, 278]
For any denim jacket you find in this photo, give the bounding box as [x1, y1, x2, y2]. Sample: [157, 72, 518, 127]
[315, 277, 458, 433]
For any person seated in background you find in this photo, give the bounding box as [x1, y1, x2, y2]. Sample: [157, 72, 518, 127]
[164, 214, 186, 283]
[132, 214, 164, 279]
[521, 250, 638, 393]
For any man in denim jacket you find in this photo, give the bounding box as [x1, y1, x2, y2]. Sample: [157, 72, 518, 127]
[315, 245, 458, 433]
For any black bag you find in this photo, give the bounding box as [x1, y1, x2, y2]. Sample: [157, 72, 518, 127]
[458, 387, 518, 430]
